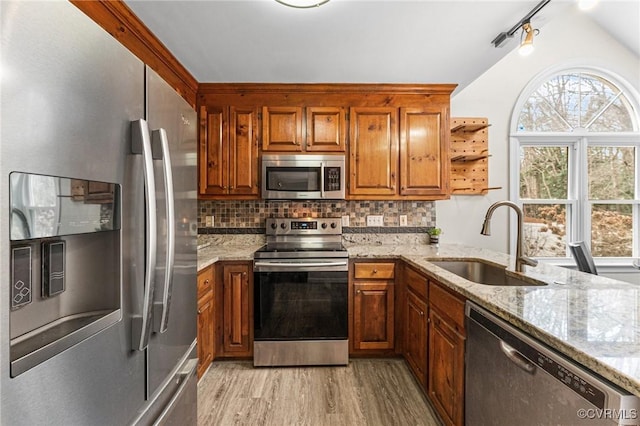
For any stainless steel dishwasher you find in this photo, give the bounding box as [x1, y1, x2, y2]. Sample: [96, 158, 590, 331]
[466, 302, 640, 426]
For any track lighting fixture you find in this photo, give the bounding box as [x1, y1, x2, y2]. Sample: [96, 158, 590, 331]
[275, 0, 330, 8]
[491, 0, 549, 50]
[519, 22, 538, 56]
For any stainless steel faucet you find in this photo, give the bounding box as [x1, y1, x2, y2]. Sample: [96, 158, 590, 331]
[481, 201, 538, 273]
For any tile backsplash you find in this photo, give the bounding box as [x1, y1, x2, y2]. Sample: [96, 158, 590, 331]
[198, 200, 435, 231]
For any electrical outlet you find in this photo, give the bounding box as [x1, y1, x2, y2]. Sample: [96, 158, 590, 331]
[366, 215, 384, 227]
[205, 215, 214, 227]
[341, 215, 350, 227]
[399, 215, 408, 226]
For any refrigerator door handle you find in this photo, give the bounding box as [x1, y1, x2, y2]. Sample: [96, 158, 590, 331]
[131, 119, 158, 351]
[151, 128, 175, 334]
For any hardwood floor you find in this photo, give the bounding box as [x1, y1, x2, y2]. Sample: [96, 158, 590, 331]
[197, 358, 442, 426]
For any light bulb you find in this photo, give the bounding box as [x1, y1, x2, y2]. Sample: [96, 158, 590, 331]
[578, 0, 598, 11]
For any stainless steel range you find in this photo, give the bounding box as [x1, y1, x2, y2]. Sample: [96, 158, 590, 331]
[253, 217, 348, 367]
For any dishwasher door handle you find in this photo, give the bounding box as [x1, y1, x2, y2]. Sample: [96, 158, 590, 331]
[500, 341, 536, 375]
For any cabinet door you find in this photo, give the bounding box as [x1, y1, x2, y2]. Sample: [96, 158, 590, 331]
[306, 107, 346, 152]
[429, 309, 465, 426]
[222, 263, 252, 355]
[229, 107, 259, 195]
[404, 288, 428, 388]
[353, 281, 395, 350]
[262, 106, 303, 151]
[199, 106, 229, 195]
[400, 107, 449, 197]
[349, 107, 398, 196]
[197, 292, 214, 379]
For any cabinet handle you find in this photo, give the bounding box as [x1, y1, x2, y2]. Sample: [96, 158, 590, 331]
[356, 289, 361, 294]
[243, 272, 247, 277]
[372, 269, 378, 274]
[197, 309, 201, 315]
[420, 311, 424, 316]
[204, 279, 209, 284]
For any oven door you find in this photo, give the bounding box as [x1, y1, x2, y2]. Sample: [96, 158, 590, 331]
[253, 265, 348, 341]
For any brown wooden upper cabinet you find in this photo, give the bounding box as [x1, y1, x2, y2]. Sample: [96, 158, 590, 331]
[262, 106, 346, 152]
[199, 105, 259, 198]
[400, 107, 449, 197]
[349, 107, 398, 197]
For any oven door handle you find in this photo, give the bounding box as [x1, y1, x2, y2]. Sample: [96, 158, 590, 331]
[254, 261, 348, 268]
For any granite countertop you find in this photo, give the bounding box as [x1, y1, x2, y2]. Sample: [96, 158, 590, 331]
[198, 239, 640, 397]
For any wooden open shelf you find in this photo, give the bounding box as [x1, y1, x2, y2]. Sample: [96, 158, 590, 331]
[450, 117, 501, 195]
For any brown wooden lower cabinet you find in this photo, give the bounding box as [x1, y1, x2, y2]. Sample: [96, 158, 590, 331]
[353, 281, 395, 350]
[404, 288, 428, 388]
[197, 265, 214, 379]
[350, 261, 396, 354]
[428, 280, 467, 426]
[216, 261, 253, 358]
[399, 262, 466, 426]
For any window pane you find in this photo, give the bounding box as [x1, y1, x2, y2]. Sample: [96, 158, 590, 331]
[591, 204, 632, 257]
[523, 204, 567, 257]
[588, 146, 635, 200]
[516, 72, 635, 132]
[520, 147, 568, 199]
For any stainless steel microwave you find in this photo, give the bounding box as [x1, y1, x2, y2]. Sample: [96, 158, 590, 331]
[261, 154, 346, 200]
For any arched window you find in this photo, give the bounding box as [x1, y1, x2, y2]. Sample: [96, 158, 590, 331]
[511, 69, 640, 263]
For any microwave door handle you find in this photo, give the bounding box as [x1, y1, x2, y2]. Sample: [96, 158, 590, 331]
[151, 128, 175, 334]
[131, 119, 158, 351]
[320, 162, 325, 198]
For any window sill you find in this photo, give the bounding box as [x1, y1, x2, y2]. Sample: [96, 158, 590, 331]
[539, 258, 640, 274]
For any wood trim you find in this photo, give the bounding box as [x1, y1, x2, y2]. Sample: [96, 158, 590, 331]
[198, 83, 458, 96]
[71, 0, 198, 107]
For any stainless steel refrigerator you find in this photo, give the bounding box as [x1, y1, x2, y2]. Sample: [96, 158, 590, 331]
[1, 2, 198, 424]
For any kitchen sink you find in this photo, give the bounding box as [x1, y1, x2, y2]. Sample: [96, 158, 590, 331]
[428, 260, 547, 287]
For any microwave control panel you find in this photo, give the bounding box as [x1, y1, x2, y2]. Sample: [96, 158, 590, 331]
[324, 167, 341, 191]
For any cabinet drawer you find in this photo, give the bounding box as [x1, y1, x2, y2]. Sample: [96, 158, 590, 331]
[354, 262, 395, 279]
[197, 266, 214, 300]
[404, 265, 427, 300]
[429, 281, 465, 335]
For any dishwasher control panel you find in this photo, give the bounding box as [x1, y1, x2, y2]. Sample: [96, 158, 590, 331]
[531, 352, 605, 409]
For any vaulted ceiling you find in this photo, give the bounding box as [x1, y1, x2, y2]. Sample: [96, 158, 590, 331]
[124, 0, 640, 93]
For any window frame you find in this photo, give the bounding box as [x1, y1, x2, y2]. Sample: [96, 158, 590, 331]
[510, 67, 640, 269]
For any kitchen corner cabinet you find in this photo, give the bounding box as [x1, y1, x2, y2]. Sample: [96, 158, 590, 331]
[350, 262, 396, 353]
[197, 266, 214, 379]
[428, 280, 466, 426]
[403, 265, 429, 389]
[198, 105, 259, 198]
[216, 262, 253, 358]
[262, 106, 346, 152]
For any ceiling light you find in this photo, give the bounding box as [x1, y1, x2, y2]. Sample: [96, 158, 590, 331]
[519, 22, 538, 56]
[578, 0, 599, 11]
[275, 0, 330, 8]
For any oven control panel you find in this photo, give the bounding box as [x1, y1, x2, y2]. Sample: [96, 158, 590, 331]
[266, 218, 341, 236]
[292, 221, 317, 230]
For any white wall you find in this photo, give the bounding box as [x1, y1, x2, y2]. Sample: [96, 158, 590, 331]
[437, 6, 640, 260]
